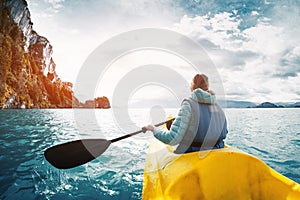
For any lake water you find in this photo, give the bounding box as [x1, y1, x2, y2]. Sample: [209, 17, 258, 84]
[0, 108, 299, 199]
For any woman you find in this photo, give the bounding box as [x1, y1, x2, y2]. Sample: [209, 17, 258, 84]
[144, 74, 228, 153]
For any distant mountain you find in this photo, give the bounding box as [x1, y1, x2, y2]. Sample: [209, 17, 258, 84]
[275, 102, 300, 108]
[127, 99, 300, 109]
[252, 102, 300, 108]
[217, 100, 256, 108]
[291, 102, 300, 108]
[254, 102, 281, 108]
[218, 100, 300, 108]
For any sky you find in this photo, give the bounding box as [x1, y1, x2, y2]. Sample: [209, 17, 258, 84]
[26, 0, 300, 105]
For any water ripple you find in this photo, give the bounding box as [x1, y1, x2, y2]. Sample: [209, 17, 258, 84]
[0, 108, 299, 199]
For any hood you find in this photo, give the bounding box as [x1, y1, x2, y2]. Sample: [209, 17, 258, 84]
[191, 88, 216, 104]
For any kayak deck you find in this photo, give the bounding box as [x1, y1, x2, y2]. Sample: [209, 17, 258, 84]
[142, 139, 300, 200]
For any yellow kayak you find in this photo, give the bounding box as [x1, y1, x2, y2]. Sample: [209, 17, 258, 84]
[142, 139, 300, 200]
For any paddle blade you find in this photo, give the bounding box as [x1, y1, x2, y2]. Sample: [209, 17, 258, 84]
[44, 139, 111, 169]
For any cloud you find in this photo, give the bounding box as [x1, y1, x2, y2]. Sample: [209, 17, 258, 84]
[173, 7, 299, 102]
[176, 0, 270, 30]
[45, 0, 64, 9]
[174, 13, 243, 51]
[254, 87, 272, 94]
[210, 49, 259, 71]
[173, 13, 259, 72]
[27, 0, 185, 83]
[273, 47, 300, 78]
[26, 0, 300, 102]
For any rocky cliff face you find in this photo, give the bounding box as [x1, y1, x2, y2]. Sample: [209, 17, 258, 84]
[82, 96, 111, 108]
[6, 0, 33, 49]
[7, 0, 55, 78]
[0, 0, 80, 108]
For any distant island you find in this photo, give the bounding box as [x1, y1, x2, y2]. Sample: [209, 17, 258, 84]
[253, 102, 282, 108]
[252, 102, 300, 108]
[78, 96, 111, 109]
[218, 100, 300, 108]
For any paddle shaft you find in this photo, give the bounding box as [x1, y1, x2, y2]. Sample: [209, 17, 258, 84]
[44, 118, 175, 169]
[110, 118, 175, 143]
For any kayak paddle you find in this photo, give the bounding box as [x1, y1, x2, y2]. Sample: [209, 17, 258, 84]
[44, 118, 175, 169]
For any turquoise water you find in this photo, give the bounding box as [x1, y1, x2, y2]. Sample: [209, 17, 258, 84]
[0, 108, 299, 199]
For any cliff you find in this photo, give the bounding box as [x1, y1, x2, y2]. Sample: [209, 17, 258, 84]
[81, 96, 111, 108]
[0, 0, 80, 108]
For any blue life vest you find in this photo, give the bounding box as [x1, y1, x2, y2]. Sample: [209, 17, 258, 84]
[174, 98, 228, 154]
